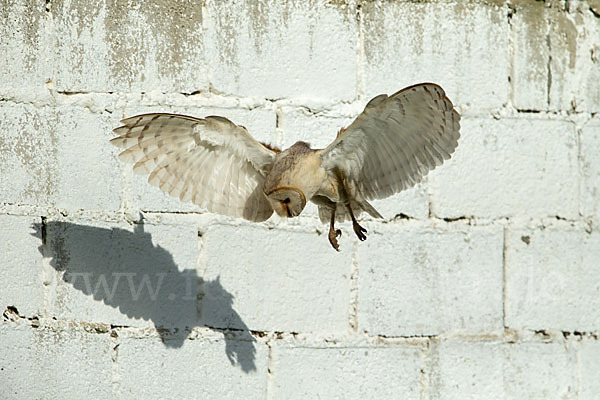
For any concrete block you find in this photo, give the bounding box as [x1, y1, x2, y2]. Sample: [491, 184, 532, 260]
[512, 3, 600, 112]
[548, 7, 600, 113]
[432, 340, 578, 399]
[580, 339, 600, 400]
[358, 223, 504, 336]
[368, 184, 430, 221]
[117, 335, 268, 398]
[505, 227, 600, 331]
[204, 0, 357, 101]
[429, 117, 579, 220]
[200, 223, 352, 333]
[43, 219, 199, 334]
[430, 341, 578, 400]
[0, 215, 44, 317]
[0, 0, 49, 92]
[361, 1, 508, 110]
[0, 323, 113, 398]
[430, 340, 504, 399]
[51, 0, 207, 92]
[0, 104, 59, 206]
[54, 106, 123, 211]
[270, 344, 425, 399]
[504, 341, 577, 400]
[511, 1, 550, 111]
[0, 103, 122, 211]
[581, 117, 600, 220]
[278, 106, 355, 149]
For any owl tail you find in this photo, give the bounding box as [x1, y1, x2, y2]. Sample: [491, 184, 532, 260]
[358, 200, 383, 220]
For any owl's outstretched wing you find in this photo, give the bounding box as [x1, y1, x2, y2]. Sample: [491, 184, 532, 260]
[111, 113, 277, 222]
[319, 83, 460, 200]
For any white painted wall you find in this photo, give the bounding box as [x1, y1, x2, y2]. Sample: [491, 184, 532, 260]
[1, 0, 599, 398]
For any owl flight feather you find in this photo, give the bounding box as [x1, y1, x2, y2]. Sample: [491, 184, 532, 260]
[111, 83, 460, 251]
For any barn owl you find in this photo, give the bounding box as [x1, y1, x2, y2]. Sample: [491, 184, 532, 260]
[111, 83, 460, 250]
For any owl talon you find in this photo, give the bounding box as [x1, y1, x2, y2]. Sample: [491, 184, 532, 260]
[328, 211, 342, 251]
[346, 204, 368, 241]
[328, 229, 341, 251]
[353, 222, 367, 241]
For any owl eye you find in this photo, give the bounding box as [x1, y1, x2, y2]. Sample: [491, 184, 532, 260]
[282, 198, 291, 204]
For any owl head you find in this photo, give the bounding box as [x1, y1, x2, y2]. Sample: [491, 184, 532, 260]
[262, 141, 320, 218]
[265, 186, 306, 217]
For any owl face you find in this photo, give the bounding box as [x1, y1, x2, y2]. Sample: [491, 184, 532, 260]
[265, 186, 306, 218]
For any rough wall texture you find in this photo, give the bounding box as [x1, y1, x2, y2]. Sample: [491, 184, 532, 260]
[1, 0, 599, 398]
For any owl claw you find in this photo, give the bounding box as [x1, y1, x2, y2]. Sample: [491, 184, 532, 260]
[329, 228, 342, 251]
[344, 203, 368, 242]
[353, 221, 367, 241]
[328, 209, 342, 251]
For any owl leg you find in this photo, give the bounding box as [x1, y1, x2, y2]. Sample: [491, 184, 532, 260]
[346, 205, 367, 241]
[328, 209, 342, 251]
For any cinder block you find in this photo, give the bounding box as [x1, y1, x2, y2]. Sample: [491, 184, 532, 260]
[0, 104, 59, 206]
[431, 340, 578, 399]
[368, 184, 430, 220]
[54, 106, 123, 211]
[117, 334, 268, 398]
[581, 117, 600, 220]
[204, 1, 357, 101]
[547, 7, 600, 113]
[51, 0, 207, 92]
[430, 340, 504, 399]
[0, 1, 49, 92]
[428, 117, 579, 220]
[278, 107, 355, 149]
[125, 106, 277, 212]
[358, 223, 504, 336]
[511, 1, 550, 111]
[361, 1, 508, 110]
[43, 219, 199, 333]
[270, 344, 425, 399]
[0, 323, 113, 398]
[505, 227, 600, 331]
[512, 3, 599, 112]
[0, 103, 123, 211]
[0, 215, 44, 317]
[200, 223, 352, 333]
[580, 339, 600, 400]
[504, 341, 577, 399]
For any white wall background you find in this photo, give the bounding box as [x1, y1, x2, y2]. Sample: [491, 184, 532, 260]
[1, 0, 599, 398]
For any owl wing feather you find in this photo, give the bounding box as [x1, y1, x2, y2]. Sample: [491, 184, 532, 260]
[111, 113, 276, 222]
[320, 83, 460, 200]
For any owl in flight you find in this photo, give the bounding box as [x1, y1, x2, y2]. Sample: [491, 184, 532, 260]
[111, 83, 460, 251]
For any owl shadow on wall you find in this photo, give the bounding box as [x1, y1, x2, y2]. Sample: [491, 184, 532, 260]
[31, 220, 256, 373]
